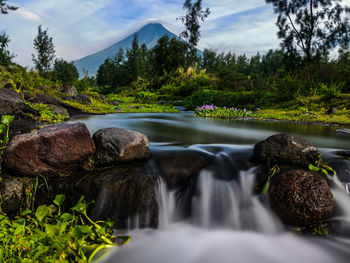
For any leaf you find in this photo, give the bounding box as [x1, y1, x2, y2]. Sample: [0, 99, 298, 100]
[0, 124, 5, 134]
[45, 224, 59, 237]
[61, 213, 73, 222]
[308, 164, 320, 172]
[20, 209, 32, 216]
[54, 194, 66, 206]
[71, 199, 87, 214]
[36, 205, 49, 222]
[1, 115, 15, 126]
[78, 225, 92, 234]
[262, 180, 270, 195]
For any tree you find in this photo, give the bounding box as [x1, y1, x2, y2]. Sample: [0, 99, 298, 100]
[32, 25, 55, 76]
[0, 32, 15, 66]
[177, 0, 210, 62]
[266, 0, 350, 62]
[53, 58, 79, 84]
[0, 0, 17, 14]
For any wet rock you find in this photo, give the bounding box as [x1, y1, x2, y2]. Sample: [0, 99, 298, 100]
[60, 84, 78, 96]
[75, 94, 91, 105]
[93, 128, 150, 166]
[152, 149, 213, 189]
[333, 150, 350, 158]
[36, 164, 159, 229]
[251, 134, 319, 168]
[269, 169, 334, 226]
[0, 179, 24, 214]
[3, 122, 95, 177]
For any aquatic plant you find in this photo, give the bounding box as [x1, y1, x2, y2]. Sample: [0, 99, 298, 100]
[194, 105, 252, 118]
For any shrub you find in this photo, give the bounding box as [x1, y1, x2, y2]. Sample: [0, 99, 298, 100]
[319, 82, 344, 100]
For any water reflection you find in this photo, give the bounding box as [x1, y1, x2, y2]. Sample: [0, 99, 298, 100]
[70, 112, 350, 149]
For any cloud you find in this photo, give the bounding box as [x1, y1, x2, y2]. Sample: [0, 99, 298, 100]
[2, 0, 350, 67]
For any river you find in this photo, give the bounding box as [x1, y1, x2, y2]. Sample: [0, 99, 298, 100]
[70, 110, 350, 263]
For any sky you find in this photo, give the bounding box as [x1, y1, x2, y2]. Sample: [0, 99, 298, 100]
[1, 0, 349, 67]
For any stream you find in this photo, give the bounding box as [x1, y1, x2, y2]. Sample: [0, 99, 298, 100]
[70, 110, 350, 263]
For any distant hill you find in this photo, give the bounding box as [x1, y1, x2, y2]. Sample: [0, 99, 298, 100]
[74, 23, 179, 76]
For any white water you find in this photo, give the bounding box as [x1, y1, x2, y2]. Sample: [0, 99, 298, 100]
[101, 167, 350, 263]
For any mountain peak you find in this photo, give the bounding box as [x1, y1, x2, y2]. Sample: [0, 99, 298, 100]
[74, 22, 178, 76]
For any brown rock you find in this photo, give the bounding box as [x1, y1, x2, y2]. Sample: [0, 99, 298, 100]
[93, 128, 150, 166]
[269, 169, 334, 226]
[3, 122, 95, 177]
[0, 179, 24, 214]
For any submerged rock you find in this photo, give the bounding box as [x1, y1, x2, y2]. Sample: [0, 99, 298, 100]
[36, 163, 159, 229]
[269, 169, 334, 226]
[3, 122, 95, 177]
[336, 129, 350, 135]
[251, 134, 319, 168]
[93, 128, 150, 166]
[0, 179, 24, 215]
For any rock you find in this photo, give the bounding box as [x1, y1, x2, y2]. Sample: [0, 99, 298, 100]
[52, 106, 69, 117]
[60, 84, 78, 96]
[3, 122, 95, 177]
[99, 94, 107, 102]
[152, 149, 213, 189]
[75, 94, 91, 105]
[251, 134, 319, 168]
[336, 129, 350, 135]
[28, 93, 85, 116]
[269, 169, 334, 226]
[36, 164, 159, 229]
[0, 88, 38, 120]
[93, 128, 150, 166]
[326, 107, 337, 114]
[110, 101, 119, 106]
[333, 150, 350, 158]
[128, 106, 144, 110]
[116, 107, 124, 112]
[0, 179, 24, 214]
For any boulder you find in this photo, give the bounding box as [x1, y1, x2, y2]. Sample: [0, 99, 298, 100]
[3, 122, 95, 177]
[93, 128, 150, 166]
[60, 84, 78, 96]
[0, 88, 38, 120]
[110, 101, 119, 106]
[75, 94, 91, 105]
[28, 93, 85, 116]
[0, 179, 24, 214]
[336, 129, 350, 135]
[269, 169, 334, 226]
[99, 94, 107, 103]
[52, 106, 69, 117]
[152, 149, 213, 189]
[251, 134, 319, 168]
[35, 164, 159, 229]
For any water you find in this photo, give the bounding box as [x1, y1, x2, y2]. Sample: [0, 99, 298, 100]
[70, 111, 350, 263]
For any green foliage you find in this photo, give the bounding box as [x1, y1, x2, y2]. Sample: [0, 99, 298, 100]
[32, 25, 56, 76]
[0, 32, 15, 66]
[53, 58, 79, 84]
[262, 166, 280, 195]
[0, 114, 14, 173]
[308, 155, 336, 180]
[194, 105, 252, 118]
[314, 224, 329, 237]
[319, 82, 343, 100]
[0, 194, 129, 262]
[30, 103, 67, 123]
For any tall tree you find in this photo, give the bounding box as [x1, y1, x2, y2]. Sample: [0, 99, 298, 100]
[266, 0, 350, 62]
[0, 32, 15, 66]
[177, 0, 210, 63]
[0, 0, 17, 14]
[32, 25, 55, 76]
[53, 58, 79, 84]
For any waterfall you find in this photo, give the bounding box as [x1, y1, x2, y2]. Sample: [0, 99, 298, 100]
[156, 168, 282, 233]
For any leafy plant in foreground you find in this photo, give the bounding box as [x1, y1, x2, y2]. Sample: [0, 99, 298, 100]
[0, 115, 14, 172]
[0, 194, 130, 262]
